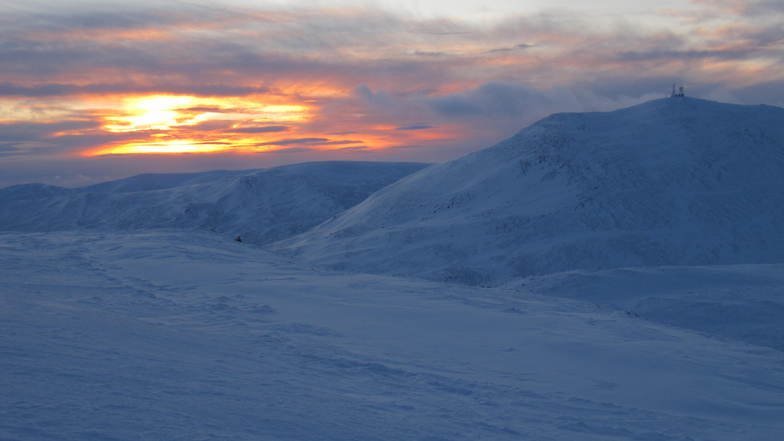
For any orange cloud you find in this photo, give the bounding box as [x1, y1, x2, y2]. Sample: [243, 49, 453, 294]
[66, 86, 459, 157]
[23, 27, 176, 43]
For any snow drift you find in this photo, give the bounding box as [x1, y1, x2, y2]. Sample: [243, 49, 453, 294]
[0, 161, 427, 244]
[510, 264, 784, 351]
[277, 98, 784, 283]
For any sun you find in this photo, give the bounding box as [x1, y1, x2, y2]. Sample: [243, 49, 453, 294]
[103, 95, 206, 132]
[101, 95, 313, 134]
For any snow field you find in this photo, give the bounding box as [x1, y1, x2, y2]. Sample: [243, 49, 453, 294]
[2, 231, 783, 440]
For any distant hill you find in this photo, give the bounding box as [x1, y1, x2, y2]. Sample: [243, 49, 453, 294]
[276, 98, 784, 284]
[0, 161, 428, 244]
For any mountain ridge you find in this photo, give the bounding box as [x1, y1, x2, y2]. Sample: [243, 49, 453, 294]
[0, 161, 428, 244]
[275, 97, 784, 283]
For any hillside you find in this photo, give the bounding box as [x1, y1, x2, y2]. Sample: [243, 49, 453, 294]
[277, 98, 784, 283]
[0, 161, 427, 244]
[3, 231, 783, 440]
[510, 263, 784, 351]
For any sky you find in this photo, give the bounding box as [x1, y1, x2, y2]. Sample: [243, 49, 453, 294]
[0, 0, 782, 187]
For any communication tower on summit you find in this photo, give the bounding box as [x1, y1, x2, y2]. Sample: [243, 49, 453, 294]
[671, 84, 685, 98]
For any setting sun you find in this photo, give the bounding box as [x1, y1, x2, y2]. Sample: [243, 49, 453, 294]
[104, 96, 202, 132]
[101, 95, 314, 135]
[84, 94, 330, 155]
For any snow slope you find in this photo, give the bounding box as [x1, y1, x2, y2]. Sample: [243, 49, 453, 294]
[2, 231, 784, 440]
[509, 264, 784, 351]
[0, 161, 426, 244]
[277, 98, 784, 283]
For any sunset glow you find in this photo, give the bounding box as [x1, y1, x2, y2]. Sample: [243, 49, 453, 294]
[103, 96, 203, 132]
[95, 140, 235, 155]
[75, 89, 448, 157]
[80, 94, 330, 155]
[0, 0, 782, 187]
[101, 95, 313, 131]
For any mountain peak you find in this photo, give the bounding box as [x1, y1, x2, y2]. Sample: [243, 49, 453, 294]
[278, 98, 784, 284]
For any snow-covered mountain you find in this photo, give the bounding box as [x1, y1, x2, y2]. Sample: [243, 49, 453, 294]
[0, 161, 427, 244]
[4, 99, 784, 441]
[277, 98, 784, 284]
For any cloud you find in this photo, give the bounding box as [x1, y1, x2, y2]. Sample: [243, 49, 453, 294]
[315, 140, 364, 146]
[744, 0, 784, 15]
[255, 138, 365, 147]
[577, 75, 710, 100]
[0, 82, 270, 97]
[334, 145, 369, 152]
[430, 83, 549, 118]
[413, 51, 447, 57]
[256, 138, 329, 146]
[184, 120, 237, 132]
[0, 3, 776, 103]
[0, 143, 20, 156]
[484, 43, 534, 54]
[731, 80, 784, 105]
[616, 49, 755, 62]
[258, 147, 312, 154]
[396, 124, 433, 131]
[0, 1, 782, 186]
[23, 8, 184, 31]
[0, 120, 100, 142]
[228, 126, 290, 134]
[690, 0, 784, 16]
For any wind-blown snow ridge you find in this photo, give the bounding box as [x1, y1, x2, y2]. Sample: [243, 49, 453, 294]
[0, 161, 427, 244]
[277, 98, 784, 283]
